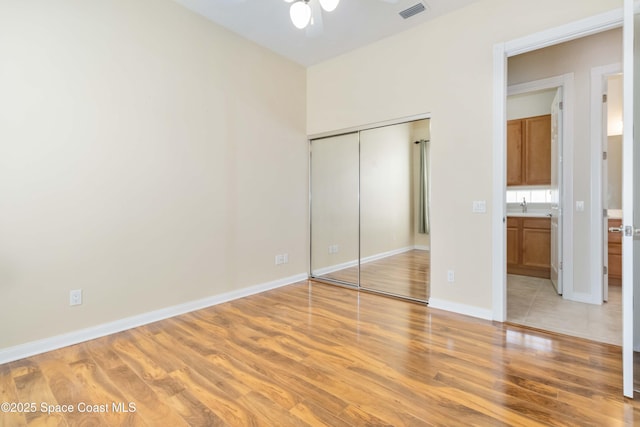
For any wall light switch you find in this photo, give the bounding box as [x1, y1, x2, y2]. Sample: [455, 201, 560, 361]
[70, 289, 82, 306]
[576, 201, 585, 212]
[472, 200, 486, 213]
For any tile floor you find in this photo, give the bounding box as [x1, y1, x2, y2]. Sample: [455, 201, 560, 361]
[507, 274, 622, 346]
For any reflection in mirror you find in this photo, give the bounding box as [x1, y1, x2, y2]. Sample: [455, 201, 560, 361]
[359, 119, 431, 301]
[310, 133, 359, 286]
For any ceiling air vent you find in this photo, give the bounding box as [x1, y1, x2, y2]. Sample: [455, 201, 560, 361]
[399, 2, 427, 20]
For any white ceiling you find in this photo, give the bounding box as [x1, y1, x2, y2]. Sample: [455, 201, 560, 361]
[172, 0, 481, 66]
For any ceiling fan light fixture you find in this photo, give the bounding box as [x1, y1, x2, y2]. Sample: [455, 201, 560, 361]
[318, 0, 339, 12]
[290, 1, 312, 29]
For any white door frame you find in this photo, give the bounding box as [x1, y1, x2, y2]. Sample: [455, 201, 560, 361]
[590, 63, 623, 305]
[621, 0, 637, 398]
[506, 75, 574, 301]
[492, 9, 623, 322]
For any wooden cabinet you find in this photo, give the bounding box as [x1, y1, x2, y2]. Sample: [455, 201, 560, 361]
[507, 216, 551, 278]
[608, 218, 622, 286]
[507, 115, 551, 186]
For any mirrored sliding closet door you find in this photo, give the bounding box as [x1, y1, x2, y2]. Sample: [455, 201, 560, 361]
[310, 132, 360, 287]
[310, 118, 431, 303]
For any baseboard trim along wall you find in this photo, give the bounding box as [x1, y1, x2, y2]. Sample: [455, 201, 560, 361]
[428, 298, 494, 321]
[312, 245, 428, 276]
[0, 273, 308, 365]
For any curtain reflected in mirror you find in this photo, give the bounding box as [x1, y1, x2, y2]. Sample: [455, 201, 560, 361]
[310, 119, 431, 302]
[360, 120, 430, 301]
[310, 132, 359, 286]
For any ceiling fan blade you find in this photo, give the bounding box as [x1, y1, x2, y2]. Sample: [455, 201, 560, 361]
[306, 0, 324, 37]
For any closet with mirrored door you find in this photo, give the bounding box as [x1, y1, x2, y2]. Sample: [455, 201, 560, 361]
[310, 117, 431, 302]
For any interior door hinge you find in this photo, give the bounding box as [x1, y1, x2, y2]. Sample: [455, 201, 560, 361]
[603, 94, 608, 103]
[603, 151, 608, 160]
[560, 261, 563, 270]
[604, 266, 608, 275]
[604, 208, 608, 217]
[559, 101, 564, 110]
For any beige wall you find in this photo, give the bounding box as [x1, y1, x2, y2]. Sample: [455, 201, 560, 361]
[0, 0, 307, 349]
[607, 73, 624, 136]
[307, 0, 621, 313]
[608, 135, 623, 209]
[507, 90, 556, 120]
[310, 134, 359, 271]
[361, 124, 414, 258]
[508, 28, 622, 296]
[607, 74, 624, 209]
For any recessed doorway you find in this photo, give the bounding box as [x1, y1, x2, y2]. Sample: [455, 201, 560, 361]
[502, 28, 623, 346]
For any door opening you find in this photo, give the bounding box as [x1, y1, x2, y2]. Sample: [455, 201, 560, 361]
[600, 72, 624, 302]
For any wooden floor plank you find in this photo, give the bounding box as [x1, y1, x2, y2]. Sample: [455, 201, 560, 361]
[36, 353, 105, 426]
[11, 358, 67, 426]
[315, 249, 429, 300]
[0, 362, 28, 427]
[1, 281, 640, 426]
[61, 343, 146, 427]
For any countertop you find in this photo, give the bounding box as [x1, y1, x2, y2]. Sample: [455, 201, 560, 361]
[507, 211, 550, 218]
[608, 209, 622, 219]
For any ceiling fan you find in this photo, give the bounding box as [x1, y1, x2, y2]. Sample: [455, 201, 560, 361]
[284, 0, 400, 36]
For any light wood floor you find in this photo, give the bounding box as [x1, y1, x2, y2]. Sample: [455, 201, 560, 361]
[2, 281, 640, 426]
[317, 249, 429, 301]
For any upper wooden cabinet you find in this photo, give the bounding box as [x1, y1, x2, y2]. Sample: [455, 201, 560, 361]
[507, 114, 551, 186]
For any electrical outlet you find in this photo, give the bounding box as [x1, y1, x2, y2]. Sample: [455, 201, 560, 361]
[447, 270, 455, 283]
[472, 200, 486, 213]
[70, 289, 82, 306]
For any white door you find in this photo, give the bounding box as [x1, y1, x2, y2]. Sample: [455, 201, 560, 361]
[622, 0, 639, 398]
[550, 88, 563, 294]
[602, 80, 610, 303]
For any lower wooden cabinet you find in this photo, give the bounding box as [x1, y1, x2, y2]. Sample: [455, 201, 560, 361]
[608, 218, 622, 286]
[507, 216, 551, 278]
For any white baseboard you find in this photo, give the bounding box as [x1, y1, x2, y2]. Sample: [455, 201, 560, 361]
[312, 259, 359, 276]
[361, 246, 414, 265]
[0, 273, 308, 365]
[313, 246, 422, 276]
[428, 298, 493, 321]
[563, 291, 600, 305]
[414, 245, 430, 251]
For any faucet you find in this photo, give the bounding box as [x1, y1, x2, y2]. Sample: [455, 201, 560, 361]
[520, 197, 527, 213]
